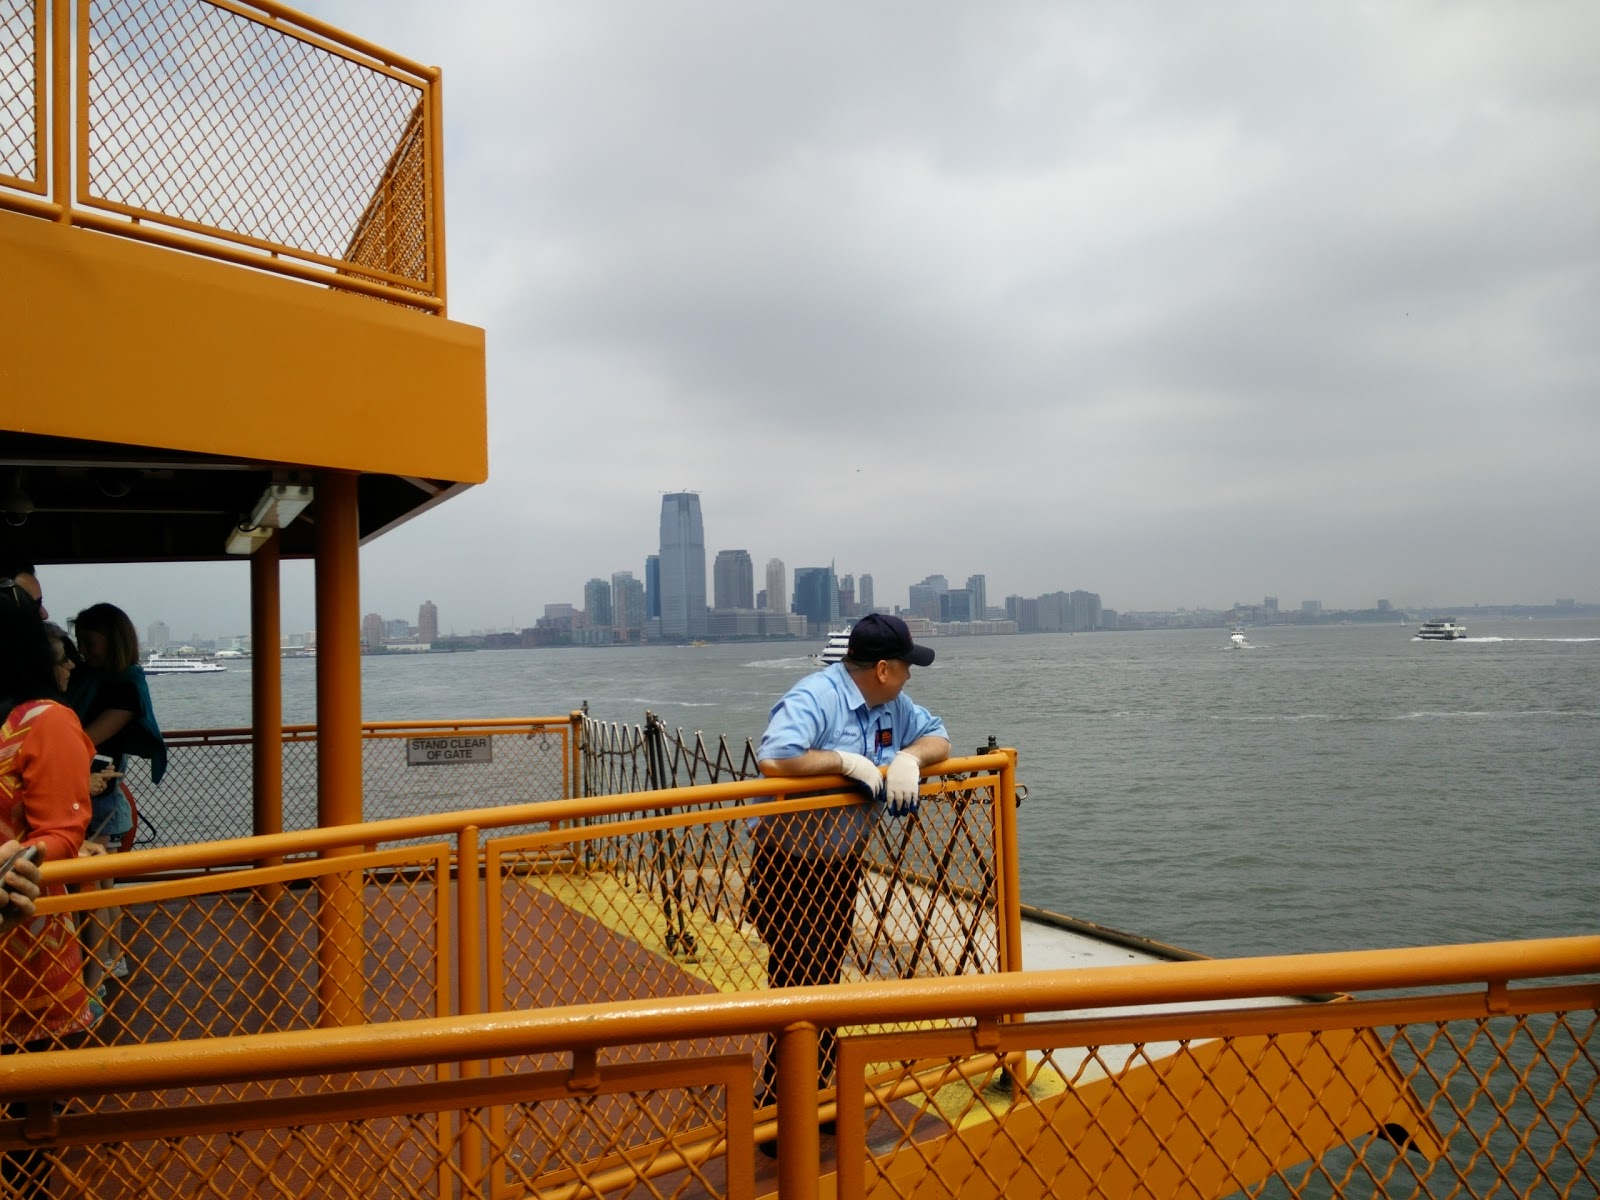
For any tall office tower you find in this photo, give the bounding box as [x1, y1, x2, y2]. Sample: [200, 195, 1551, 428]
[645, 555, 661, 619]
[713, 549, 755, 610]
[1034, 591, 1066, 631]
[765, 558, 786, 612]
[361, 612, 386, 649]
[940, 590, 972, 622]
[584, 577, 613, 628]
[147, 619, 171, 652]
[659, 492, 707, 639]
[908, 582, 941, 622]
[612, 571, 646, 633]
[1068, 589, 1101, 631]
[1264, 595, 1279, 615]
[417, 600, 438, 644]
[966, 574, 987, 622]
[838, 573, 855, 619]
[792, 566, 839, 631]
[858, 574, 874, 614]
[921, 574, 949, 595]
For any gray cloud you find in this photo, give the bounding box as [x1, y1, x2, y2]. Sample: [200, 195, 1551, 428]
[61, 1, 1600, 636]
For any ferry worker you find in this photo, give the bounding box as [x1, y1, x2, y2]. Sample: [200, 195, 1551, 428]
[750, 612, 950, 1111]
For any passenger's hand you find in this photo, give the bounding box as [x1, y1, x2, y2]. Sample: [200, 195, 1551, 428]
[835, 751, 884, 798]
[1, 840, 42, 932]
[89, 769, 120, 797]
[885, 752, 922, 817]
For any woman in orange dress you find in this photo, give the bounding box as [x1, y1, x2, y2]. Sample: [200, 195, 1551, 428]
[0, 581, 95, 1048]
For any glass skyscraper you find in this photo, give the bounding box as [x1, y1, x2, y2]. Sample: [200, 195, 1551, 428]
[792, 566, 839, 632]
[658, 493, 707, 639]
[713, 549, 754, 610]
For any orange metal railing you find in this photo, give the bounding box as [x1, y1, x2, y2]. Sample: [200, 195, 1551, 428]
[0, 0, 47, 196]
[2, 928, 1595, 1198]
[2, 721, 1595, 1198]
[0, 0, 445, 311]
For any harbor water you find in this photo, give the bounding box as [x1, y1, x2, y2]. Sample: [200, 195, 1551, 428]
[146, 619, 1599, 961]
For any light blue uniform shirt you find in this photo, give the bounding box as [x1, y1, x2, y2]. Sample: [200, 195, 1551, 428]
[755, 662, 948, 858]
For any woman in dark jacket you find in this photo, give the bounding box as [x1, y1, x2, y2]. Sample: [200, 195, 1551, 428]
[67, 603, 165, 991]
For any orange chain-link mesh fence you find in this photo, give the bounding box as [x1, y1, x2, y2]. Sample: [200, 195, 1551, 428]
[80, 0, 435, 289]
[116, 717, 574, 848]
[479, 716, 1012, 1188]
[0, 0, 44, 192]
[1, 0, 443, 307]
[834, 986, 1597, 1199]
[4, 927, 1595, 1199]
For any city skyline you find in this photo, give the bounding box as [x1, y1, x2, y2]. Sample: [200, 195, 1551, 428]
[141, 584, 1593, 653]
[43, 550, 1593, 652]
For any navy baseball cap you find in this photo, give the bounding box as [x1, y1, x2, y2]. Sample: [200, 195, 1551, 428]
[848, 613, 934, 666]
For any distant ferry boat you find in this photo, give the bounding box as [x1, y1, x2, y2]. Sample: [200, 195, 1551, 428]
[144, 654, 228, 674]
[815, 627, 852, 665]
[1229, 627, 1247, 647]
[1416, 619, 1468, 640]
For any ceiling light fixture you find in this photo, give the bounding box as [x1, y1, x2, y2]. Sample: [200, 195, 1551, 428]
[249, 483, 314, 529]
[224, 524, 272, 556]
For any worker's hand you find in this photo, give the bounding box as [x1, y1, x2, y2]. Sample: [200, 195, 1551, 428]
[835, 751, 883, 798]
[885, 752, 921, 817]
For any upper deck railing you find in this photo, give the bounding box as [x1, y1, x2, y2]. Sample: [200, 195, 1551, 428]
[1, 0, 445, 311]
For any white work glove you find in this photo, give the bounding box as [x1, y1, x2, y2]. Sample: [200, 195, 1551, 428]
[884, 752, 921, 817]
[835, 751, 884, 798]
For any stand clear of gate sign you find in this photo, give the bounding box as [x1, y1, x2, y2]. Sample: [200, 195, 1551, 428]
[407, 736, 493, 765]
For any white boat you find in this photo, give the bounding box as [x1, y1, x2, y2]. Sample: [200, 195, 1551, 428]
[814, 627, 852, 665]
[143, 654, 228, 674]
[1416, 619, 1468, 640]
[1229, 627, 1247, 647]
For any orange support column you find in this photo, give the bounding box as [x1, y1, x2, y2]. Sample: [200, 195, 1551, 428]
[776, 1022, 820, 1200]
[998, 748, 1022, 974]
[314, 469, 365, 1027]
[250, 532, 284, 850]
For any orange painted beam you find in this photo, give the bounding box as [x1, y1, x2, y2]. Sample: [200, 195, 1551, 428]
[4, 938, 1594, 1101]
[0, 209, 485, 484]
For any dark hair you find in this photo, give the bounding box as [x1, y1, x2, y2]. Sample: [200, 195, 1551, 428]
[0, 561, 38, 580]
[71, 603, 140, 674]
[42, 622, 76, 668]
[0, 581, 61, 708]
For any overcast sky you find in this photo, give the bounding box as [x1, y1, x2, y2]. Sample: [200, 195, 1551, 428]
[49, 1, 1600, 638]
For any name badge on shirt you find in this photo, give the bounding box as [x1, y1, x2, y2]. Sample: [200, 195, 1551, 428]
[876, 728, 894, 750]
